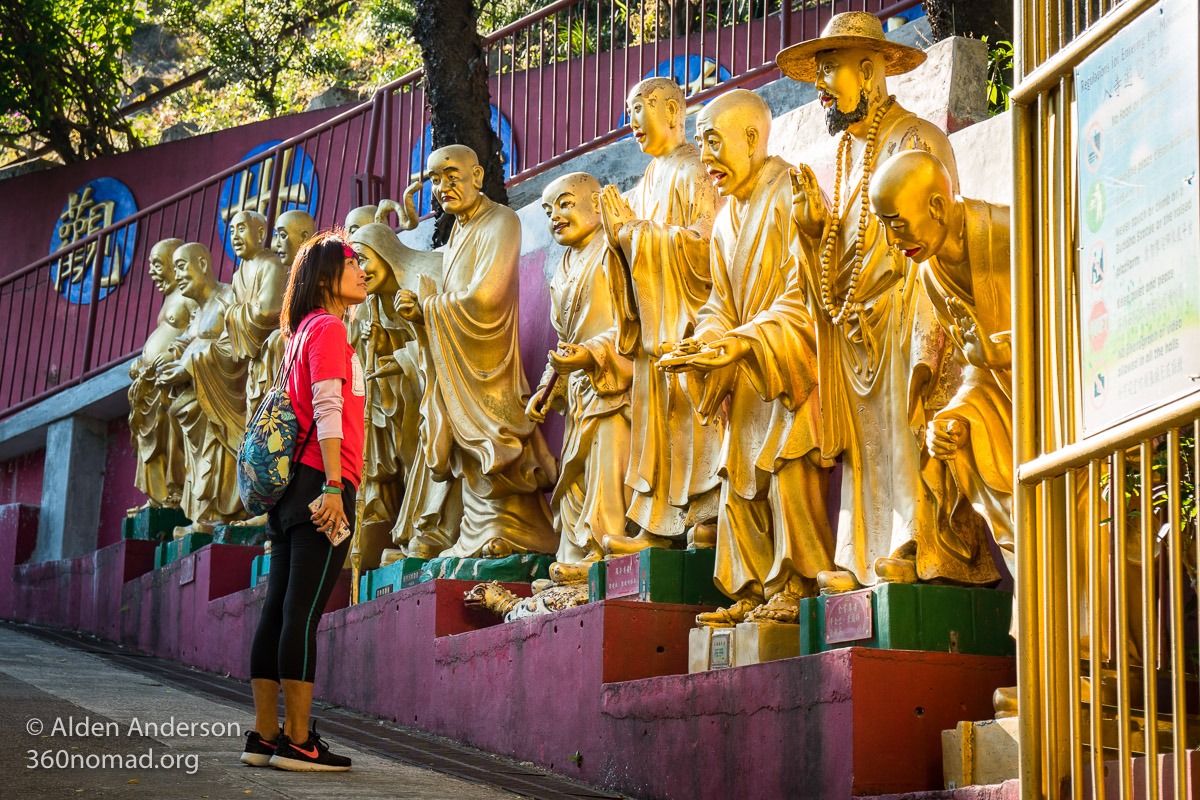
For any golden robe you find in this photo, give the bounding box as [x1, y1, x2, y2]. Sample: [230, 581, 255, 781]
[606, 143, 725, 538]
[690, 157, 834, 599]
[416, 196, 558, 556]
[170, 283, 247, 524]
[795, 108, 999, 587]
[129, 291, 194, 505]
[921, 198, 1014, 578]
[226, 253, 284, 419]
[541, 233, 633, 562]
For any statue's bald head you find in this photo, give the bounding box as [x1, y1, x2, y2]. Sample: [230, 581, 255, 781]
[272, 210, 315, 267]
[869, 150, 958, 263]
[541, 172, 602, 248]
[427, 145, 485, 218]
[629, 77, 685, 108]
[172, 242, 215, 300]
[229, 209, 267, 259]
[695, 89, 772, 200]
[627, 77, 687, 156]
[149, 237, 185, 294]
[345, 205, 377, 234]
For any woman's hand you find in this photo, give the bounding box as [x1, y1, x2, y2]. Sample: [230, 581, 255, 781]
[310, 491, 349, 540]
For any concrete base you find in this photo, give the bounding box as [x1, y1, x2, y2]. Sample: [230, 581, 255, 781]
[942, 717, 1020, 789]
[4, 526, 1018, 798]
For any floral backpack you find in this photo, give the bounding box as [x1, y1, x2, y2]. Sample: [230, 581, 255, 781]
[236, 318, 316, 516]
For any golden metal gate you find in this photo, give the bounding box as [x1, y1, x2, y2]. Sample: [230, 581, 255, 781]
[1013, 0, 1200, 797]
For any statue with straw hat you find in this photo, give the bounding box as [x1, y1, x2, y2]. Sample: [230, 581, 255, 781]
[775, 12, 1001, 595]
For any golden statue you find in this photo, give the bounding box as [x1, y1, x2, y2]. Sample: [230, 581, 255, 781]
[394, 145, 558, 558]
[662, 90, 835, 626]
[271, 210, 315, 267]
[597, 76, 725, 554]
[869, 149, 1014, 602]
[527, 172, 633, 580]
[128, 237, 195, 510]
[225, 210, 287, 422]
[777, 12, 999, 591]
[349, 221, 459, 568]
[464, 580, 589, 622]
[345, 205, 378, 235]
[157, 242, 246, 530]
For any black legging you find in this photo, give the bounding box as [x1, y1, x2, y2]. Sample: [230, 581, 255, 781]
[250, 464, 354, 683]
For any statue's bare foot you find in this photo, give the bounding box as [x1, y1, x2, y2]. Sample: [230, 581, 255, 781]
[172, 522, 214, 540]
[232, 513, 269, 528]
[993, 686, 1018, 719]
[695, 597, 760, 628]
[549, 561, 592, 585]
[531, 578, 554, 593]
[406, 540, 444, 560]
[686, 522, 717, 550]
[164, 490, 183, 507]
[873, 556, 918, 584]
[481, 538, 515, 559]
[126, 501, 154, 517]
[744, 591, 802, 624]
[603, 531, 674, 555]
[817, 570, 861, 594]
[380, 548, 405, 567]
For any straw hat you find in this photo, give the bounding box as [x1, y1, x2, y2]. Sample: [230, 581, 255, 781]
[776, 11, 926, 83]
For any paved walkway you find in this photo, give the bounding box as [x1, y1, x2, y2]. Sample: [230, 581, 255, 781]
[0, 623, 571, 799]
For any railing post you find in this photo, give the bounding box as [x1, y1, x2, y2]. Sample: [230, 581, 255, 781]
[263, 146, 288, 230]
[79, 232, 107, 377]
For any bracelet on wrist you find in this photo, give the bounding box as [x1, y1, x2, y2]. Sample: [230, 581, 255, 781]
[322, 484, 343, 495]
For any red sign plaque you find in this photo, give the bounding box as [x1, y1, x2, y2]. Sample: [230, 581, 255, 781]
[605, 554, 641, 599]
[824, 589, 873, 644]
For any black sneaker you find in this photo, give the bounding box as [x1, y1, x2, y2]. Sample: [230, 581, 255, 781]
[240, 730, 281, 767]
[268, 725, 352, 772]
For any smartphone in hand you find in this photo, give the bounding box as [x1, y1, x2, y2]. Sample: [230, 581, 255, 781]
[308, 495, 352, 546]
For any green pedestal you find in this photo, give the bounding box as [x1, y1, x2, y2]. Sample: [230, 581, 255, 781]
[123, 507, 190, 542]
[417, 554, 554, 584]
[588, 560, 607, 601]
[251, 554, 271, 586]
[212, 525, 269, 547]
[798, 582, 1014, 657]
[604, 549, 725, 605]
[154, 533, 213, 569]
[361, 558, 429, 600]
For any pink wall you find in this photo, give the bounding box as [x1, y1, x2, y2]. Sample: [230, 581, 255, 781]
[99, 417, 143, 548]
[0, 449, 44, 505]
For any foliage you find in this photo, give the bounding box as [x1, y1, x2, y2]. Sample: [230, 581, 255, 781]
[0, 0, 143, 163]
[982, 37, 1013, 116]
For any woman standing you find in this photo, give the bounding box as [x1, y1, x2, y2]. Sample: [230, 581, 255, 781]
[242, 232, 367, 772]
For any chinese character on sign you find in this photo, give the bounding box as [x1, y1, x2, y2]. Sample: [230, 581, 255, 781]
[217, 141, 320, 261]
[48, 177, 139, 305]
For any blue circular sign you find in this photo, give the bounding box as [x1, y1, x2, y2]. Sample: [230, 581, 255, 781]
[217, 141, 320, 261]
[48, 177, 139, 304]
[409, 107, 518, 216]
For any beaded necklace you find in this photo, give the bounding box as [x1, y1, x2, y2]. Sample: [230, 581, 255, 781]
[818, 94, 896, 326]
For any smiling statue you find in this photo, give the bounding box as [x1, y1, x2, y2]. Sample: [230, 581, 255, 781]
[776, 12, 999, 592]
[595, 77, 725, 555]
[528, 171, 633, 582]
[393, 144, 558, 559]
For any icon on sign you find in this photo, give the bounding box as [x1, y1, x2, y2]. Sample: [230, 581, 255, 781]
[1085, 182, 1106, 233]
[1092, 373, 1106, 408]
[1089, 242, 1105, 288]
[1084, 122, 1104, 172]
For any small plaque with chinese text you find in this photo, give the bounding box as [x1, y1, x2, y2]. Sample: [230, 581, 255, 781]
[824, 589, 873, 644]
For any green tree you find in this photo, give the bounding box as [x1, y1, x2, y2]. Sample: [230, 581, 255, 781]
[161, 0, 353, 118]
[0, 0, 142, 163]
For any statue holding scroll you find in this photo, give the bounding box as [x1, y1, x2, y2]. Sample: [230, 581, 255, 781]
[157, 243, 245, 529]
[527, 172, 633, 579]
[777, 12, 998, 591]
[596, 76, 725, 554]
[663, 90, 835, 626]
[394, 145, 558, 558]
[128, 237, 195, 510]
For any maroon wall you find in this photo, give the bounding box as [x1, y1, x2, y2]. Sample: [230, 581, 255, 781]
[0, 106, 346, 282]
[0, 450, 44, 505]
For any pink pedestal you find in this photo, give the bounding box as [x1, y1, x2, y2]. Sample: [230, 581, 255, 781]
[4, 534, 1018, 799]
[0, 503, 39, 618]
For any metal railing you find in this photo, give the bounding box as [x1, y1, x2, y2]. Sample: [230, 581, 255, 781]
[0, 0, 918, 418]
[1013, 0, 1200, 798]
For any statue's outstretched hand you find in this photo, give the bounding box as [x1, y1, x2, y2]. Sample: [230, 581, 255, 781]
[548, 343, 593, 375]
[926, 418, 968, 460]
[790, 165, 828, 239]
